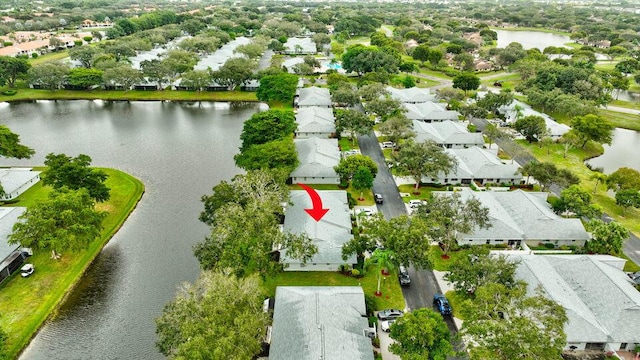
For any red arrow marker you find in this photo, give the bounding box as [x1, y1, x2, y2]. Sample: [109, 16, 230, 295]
[298, 183, 329, 222]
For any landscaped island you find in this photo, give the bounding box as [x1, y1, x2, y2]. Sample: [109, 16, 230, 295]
[0, 168, 144, 359]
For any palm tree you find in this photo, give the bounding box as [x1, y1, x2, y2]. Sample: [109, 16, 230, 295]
[590, 172, 608, 194]
[367, 249, 397, 296]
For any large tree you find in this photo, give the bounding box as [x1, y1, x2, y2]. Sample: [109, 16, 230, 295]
[67, 68, 104, 89]
[195, 170, 316, 277]
[585, 219, 629, 255]
[415, 192, 491, 255]
[69, 46, 104, 68]
[0, 125, 35, 159]
[444, 247, 518, 295]
[571, 114, 613, 148]
[156, 271, 268, 359]
[239, 110, 296, 151]
[43, 153, 110, 202]
[179, 70, 212, 91]
[364, 97, 406, 122]
[606, 167, 640, 192]
[28, 62, 70, 90]
[526, 161, 579, 192]
[460, 282, 567, 360]
[341, 44, 400, 75]
[334, 154, 378, 184]
[0, 56, 31, 88]
[103, 65, 144, 91]
[553, 184, 602, 219]
[615, 189, 640, 214]
[140, 59, 173, 90]
[378, 115, 415, 147]
[331, 87, 360, 108]
[211, 57, 256, 90]
[513, 115, 547, 143]
[393, 140, 457, 192]
[352, 166, 374, 201]
[389, 308, 454, 360]
[9, 188, 107, 259]
[357, 83, 388, 102]
[452, 73, 481, 95]
[256, 73, 298, 103]
[234, 137, 298, 172]
[366, 248, 397, 296]
[334, 109, 374, 144]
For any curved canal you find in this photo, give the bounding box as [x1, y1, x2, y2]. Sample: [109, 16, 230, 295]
[0, 100, 266, 359]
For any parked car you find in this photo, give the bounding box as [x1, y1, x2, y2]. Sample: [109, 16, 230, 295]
[433, 294, 452, 316]
[377, 309, 403, 321]
[21, 263, 34, 278]
[408, 200, 425, 209]
[374, 193, 383, 204]
[357, 208, 374, 217]
[381, 141, 396, 149]
[398, 265, 411, 286]
[380, 319, 396, 332]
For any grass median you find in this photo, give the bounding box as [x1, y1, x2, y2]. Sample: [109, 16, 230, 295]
[0, 168, 144, 359]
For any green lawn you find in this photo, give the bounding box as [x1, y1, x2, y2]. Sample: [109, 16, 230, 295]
[415, 77, 439, 88]
[521, 140, 640, 270]
[262, 270, 405, 310]
[289, 183, 374, 206]
[0, 88, 259, 103]
[0, 168, 144, 359]
[428, 246, 469, 271]
[609, 99, 640, 110]
[417, 67, 452, 79]
[445, 290, 468, 320]
[28, 51, 69, 65]
[594, 61, 617, 71]
[600, 109, 640, 132]
[490, 27, 570, 36]
[397, 184, 446, 200]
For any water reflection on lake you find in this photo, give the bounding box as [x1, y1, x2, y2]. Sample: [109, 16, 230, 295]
[586, 127, 640, 174]
[495, 29, 571, 50]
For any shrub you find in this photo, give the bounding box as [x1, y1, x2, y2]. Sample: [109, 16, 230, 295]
[364, 293, 377, 316]
[351, 268, 361, 277]
[338, 264, 352, 275]
[346, 192, 357, 208]
[1, 90, 17, 96]
[31, 52, 38, 58]
[371, 337, 380, 348]
[544, 243, 556, 249]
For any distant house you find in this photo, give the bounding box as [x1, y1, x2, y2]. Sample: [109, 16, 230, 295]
[290, 138, 340, 184]
[413, 120, 484, 149]
[295, 106, 336, 138]
[282, 57, 305, 73]
[404, 102, 460, 122]
[474, 60, 494, 71]
[434, 188, 591, 247]
[0, 168, 41, 201]
[283, 37, 317, 55]
[497, 99, 570, 139]
[269, 286, 374, 360]
[421, 147, 520, 185]
[510, 254, 640, 353]
[295, 86, 332, 108]
[385, 86, 438, 103]
[240, 79, 260, 91]
[281, 191, 355, 271]
[0, 207, 27, 284]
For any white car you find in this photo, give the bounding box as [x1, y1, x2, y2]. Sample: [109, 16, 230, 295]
[381, 141, 396, 149]
[357, 208, 374, 217]
[21, 263, 34, 278]
[380, 319, 396, 332]
[408, 200, 425, 209]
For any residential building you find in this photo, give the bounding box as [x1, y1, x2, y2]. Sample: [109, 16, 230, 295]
[0, 168, 41, 201]
[498, 99, 570, 139]
[434, 188, 591, 247]
[295, 106, 336, 138]
[413, 120, 484, 148]
[281, 190, 355, 271]
[269, 286, 374, 360]
[385, 86, 438, 103]
[510, 254, 640, 353]
[283, 37, 316, 55]
[0, 207, 27, 284]
[404, 102, 461, 122]
[295, 86, 332, 108]
[421, 147, 520, 185]
[290, 138, 340, 185]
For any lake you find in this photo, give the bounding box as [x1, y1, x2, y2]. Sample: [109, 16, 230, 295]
[586, 127, 640, 174]
[495, 29, 571, 50]
[0, 100, 267, 359]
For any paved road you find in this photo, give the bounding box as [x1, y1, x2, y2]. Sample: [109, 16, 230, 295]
[604, 105, 640, 115]
[358, 132, 463, 351]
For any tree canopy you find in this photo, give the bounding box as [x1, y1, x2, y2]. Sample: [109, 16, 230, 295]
[585, 219, 629, 255]
[393, 140, 457, 192]
[211, 57, 256, 90]
[334, 154, 378, 184]
[43, 153, 110, 202]
[256, 73, 299, 103]
[334, 109, 374, 144]
[571, 114, 613, 148]
[553, 184, 602, 219]
[9, 188, 107, 259]
[606, 167, 640, 192]
[452, 73, 480, 94]
[444, 247, 519, 295]
[0, 56, 31, 88]
[234, 136, 298, 173]
[513, 115, 547, 143]
[389, 308, 454, 360]
[525, 161, 580, 191]
[155, 271, 268, 359]
[0, 126, 35, 159]
[239, 110, 296, 151]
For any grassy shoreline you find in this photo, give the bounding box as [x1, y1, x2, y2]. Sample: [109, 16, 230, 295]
[0, 88, 259, 103]
[490, 26, 571, 36]
[0, 168, 144, 359]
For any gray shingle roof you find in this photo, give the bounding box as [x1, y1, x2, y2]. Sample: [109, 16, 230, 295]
[0, 168, 41, 196]
[283, 37, 317, 53]
[413, 120, 484, 147]
[270, 286, 374, 360]
[434, 189, 591, 242]
[385, 86, 437, 103]
[498, 99, 570, 137]
[511, 255, 640, 344]
[282, 190, 355, 265]
[297, 86, 332, 107]
[403, 102, 460, 121]
[295, 106, 336, 136]
[434, 147, 520, 181]
[0, 207, 26, 262]
[291, 138, 340, 179]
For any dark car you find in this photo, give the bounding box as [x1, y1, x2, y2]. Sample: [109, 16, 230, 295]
[374, 193, 383, 204]
[398, 265, 410, 286]
[433, 294, 452, 316]
[377, 309, 403, 321]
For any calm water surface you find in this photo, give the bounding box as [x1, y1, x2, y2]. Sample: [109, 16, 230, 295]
[586, 127, 640, 174]
[495, 29, 571, 50]
[0, 100, 266, 360]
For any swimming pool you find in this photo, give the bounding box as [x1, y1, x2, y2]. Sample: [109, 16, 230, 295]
[326, 62, 342, 70]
